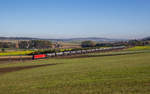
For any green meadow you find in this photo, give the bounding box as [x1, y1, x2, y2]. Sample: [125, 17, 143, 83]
[0, 50, 150, 94]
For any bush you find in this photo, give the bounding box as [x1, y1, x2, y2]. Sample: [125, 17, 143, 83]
[81, 41, 96, 48]
[1, 48, 5, 52]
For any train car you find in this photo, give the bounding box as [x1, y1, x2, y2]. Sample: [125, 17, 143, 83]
[47, 53, 56, 57]
[56, 52, 64, 56]
[70, 51, 76, 54]
[64, 51, 71, 55]
[76, 50, 82, 54]
[33, 54, 47, 59]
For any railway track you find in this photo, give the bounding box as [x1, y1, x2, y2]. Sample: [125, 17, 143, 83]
[0, 46, 126, 62]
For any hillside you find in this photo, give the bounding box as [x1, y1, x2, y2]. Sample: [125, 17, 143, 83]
[0, 37, 39, 40]
[0, 37, 126, 42]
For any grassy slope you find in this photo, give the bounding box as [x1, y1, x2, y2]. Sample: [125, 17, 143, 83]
[0, 52, 150, 94]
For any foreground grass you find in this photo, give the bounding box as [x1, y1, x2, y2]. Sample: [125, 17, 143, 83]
[0, 52, 150, 94]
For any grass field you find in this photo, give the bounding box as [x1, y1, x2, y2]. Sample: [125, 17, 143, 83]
[126, 46, 150, 51]
[0, 50, 150, 94]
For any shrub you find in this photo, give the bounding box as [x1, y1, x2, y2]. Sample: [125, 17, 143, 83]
[81, 41, 96, 48]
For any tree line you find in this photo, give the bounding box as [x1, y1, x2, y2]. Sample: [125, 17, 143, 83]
[0, 39, 149, 50]
[0, 42, 16, 48]
[19, 40, 52, 49]
[81, 40, 150, 48]
[0, 40, 52, 49]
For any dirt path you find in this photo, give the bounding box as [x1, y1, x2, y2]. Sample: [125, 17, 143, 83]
[0, 63, 58, 75]
[0, 55, 32, 62]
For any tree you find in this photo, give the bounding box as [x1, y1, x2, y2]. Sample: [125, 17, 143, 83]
[1, 48, 5, 52]
[81, 41, 96, 48]
[0, 42, 16, 48]
[19, 40, 52, 49]
[19, 41, 29, 49]
[29, 40, 52, 49]
[128, 40, 143, 46]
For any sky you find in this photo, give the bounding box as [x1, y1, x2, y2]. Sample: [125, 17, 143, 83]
[0, 0, 150, 39]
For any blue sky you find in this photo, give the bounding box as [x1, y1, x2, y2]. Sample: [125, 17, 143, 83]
[0, 0, 150, 39]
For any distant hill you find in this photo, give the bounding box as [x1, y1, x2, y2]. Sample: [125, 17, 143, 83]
[142, 37, 150, 41]
[56, 37, 127, 42]
[0, 37, 40, 40]
[0, 37, 127, 42]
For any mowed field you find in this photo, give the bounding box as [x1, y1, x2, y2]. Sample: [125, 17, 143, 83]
[0, 50, 150, 94]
